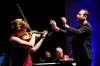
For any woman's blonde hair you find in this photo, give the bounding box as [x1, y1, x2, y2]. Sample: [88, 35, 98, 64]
[11, 18, 27, 31]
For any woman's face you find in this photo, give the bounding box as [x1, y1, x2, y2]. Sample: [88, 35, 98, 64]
[15, 19, 28, 31]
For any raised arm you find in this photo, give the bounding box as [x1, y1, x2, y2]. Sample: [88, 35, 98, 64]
[50, 20, 67, 34]
[31, 30, 48, 52]
[61, 17, 91, 34]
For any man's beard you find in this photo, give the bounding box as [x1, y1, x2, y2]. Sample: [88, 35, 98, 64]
[77, 19, 85, 24]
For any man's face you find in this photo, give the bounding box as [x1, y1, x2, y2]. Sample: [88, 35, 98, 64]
[76, 10, 86, 21]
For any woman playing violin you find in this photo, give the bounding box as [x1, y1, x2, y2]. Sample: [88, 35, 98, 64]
[9, 18, 48, 66]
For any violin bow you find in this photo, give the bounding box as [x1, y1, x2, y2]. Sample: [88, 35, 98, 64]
[16, 3, 32, 31]
[16, 3, 44, 34]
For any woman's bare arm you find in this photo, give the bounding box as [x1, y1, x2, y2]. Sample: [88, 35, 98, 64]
[9, 33, 36, 48]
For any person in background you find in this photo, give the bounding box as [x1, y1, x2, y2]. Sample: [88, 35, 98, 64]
[50, 19, 74, 62]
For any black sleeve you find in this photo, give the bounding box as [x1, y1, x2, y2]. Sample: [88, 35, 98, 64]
[66, 25, 91, 34]
[58, 28, 68, 34]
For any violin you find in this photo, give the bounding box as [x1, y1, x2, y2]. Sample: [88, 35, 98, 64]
[21, 32, 32, 41]
[13, 31, 31, 41]
[16, 30, 44, 41]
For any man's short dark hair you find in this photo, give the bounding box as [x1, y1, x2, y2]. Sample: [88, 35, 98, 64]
[81, 9, 89, 16]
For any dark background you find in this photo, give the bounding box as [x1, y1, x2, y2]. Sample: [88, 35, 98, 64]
[0, 0, 100, 66]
